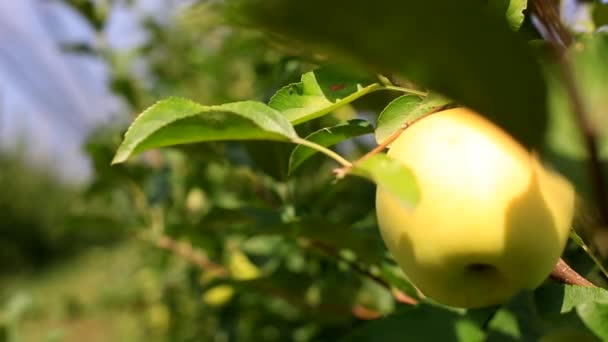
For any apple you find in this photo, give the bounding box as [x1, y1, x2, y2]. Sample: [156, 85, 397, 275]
[375, 107, 575, 308]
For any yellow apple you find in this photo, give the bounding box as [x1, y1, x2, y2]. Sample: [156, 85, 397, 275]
[375, 107, 575, 308]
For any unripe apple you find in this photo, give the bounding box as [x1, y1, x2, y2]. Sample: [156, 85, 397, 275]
[375, 107, 575, 308]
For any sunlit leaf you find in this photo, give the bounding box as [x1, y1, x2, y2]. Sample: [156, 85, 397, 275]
[113, 98, 298, 164]
[375, 93, 450, 145]
[269, 66, 380, 124]
[486, 0, 528, 30]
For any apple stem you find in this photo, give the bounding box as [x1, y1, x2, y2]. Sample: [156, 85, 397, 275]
[333, 105, 447, 178]
[530, 0, 608, 226]
[292, 137, 353, 167]
[550, 258, 595, 287]
[383, 85, 428, 97]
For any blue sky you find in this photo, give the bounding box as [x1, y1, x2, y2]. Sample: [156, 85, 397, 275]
[0, 0, 183, 183]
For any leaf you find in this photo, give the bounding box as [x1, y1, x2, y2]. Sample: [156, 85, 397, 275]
[289, 119, 374, 174]
[534, 282, 608, 315]
[112, 98, 298, 164]
[350, 154, 420, 210]
[269, 66, 381, 124]
[577, 302, 608, 340]
[233, 0, 548, 148]
[374, 93, 450, 145]
[341, 304, 485, 342]
[486, 0, 528, 30]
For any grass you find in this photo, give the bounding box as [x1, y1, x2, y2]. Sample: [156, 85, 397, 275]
[0, 241, 161, 342]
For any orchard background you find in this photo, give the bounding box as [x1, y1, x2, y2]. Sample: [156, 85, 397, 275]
[2, 0, 608, 341]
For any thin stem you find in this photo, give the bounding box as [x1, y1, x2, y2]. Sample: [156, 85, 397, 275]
[142, 232, 390, 319]
[305, 239, 418, 306]
[293, 137, 352, 167]
[382, 85, 428, 97]
[137, 232, 229, 276]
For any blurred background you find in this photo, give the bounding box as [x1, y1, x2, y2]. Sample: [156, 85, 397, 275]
[0, 0, 607, 341]
[0, 1, 303, 340]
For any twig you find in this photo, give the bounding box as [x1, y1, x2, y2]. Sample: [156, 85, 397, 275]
[529, 0, 572, 47]
[550, 258, 595, 287]
[333, 106, 446, 179]
[305, 239, 419, 306]
[137, 233, 229, 277]
[141, 233, 397, 319]
[531, 0, 606, 287]
[530, 0, 608, 225]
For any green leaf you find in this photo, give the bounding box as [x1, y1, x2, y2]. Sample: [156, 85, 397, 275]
[341, 304, 485, 342]
[535, 283, 608, 315]
[112, 98, 298, 164]
[233, 0, 548, 148]
[350, 154, 420, 210]
[289, 119, 374, 174]
[562, 286, 608, 313]
[269, 66, 381, 124]
[374, 93, 450, 145]
[486, 0, 528, 30]
[577, 302, 608, 340]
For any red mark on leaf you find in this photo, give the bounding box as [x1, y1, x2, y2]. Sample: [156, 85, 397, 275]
[329, 84, 346, 91]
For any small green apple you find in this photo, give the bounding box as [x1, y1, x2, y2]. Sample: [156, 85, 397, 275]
[375, 107, 575, 308]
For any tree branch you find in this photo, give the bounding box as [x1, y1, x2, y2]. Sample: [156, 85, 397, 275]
[140, 233, 405, 319]
[530, 0, 604, 288]
[304, 239, 419, 306]
[550, 258, 595, 286]
[530, 0, 608, 225]
[137, 233, 229, 277]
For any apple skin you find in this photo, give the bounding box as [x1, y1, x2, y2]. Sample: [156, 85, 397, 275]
[375, 107, 575, 308]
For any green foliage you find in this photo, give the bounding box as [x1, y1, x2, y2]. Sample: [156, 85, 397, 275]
[105, 1, 608, 339]
[343, 304, 485, 342]
[230, 0, 548, 148]
[10, 1, 608, 341]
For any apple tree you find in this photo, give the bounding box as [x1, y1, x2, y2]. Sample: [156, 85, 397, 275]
[105, 0, 608, 340]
